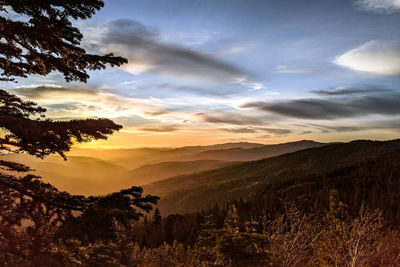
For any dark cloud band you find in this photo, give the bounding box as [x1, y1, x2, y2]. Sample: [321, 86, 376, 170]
[196, 112, 265, 125]
[311, 87, 392, 96]
[241, 94, 400, 119]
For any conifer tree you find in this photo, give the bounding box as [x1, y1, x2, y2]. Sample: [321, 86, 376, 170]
[224, 204, 240, 234]
[152, 208, 162, 226]
[215, 204, 265, 266]
[0, 1, 159, 263]
[193, 214, 218, 265]
[0, 0, 126, 82]
[311, 189, 349, 266]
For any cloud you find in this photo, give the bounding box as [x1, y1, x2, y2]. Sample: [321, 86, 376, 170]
[373, 118, 400, 130]
[144, 110, 169, 116]
[83, 19, 246, 83]
[12, 85, 99, 98]
[258, 128, 292, 135]
[220, 127, 291, 135]
[138, 126, 179, 132]
[306, 123, 365, 133]
[274, 65, 313, 74]
[111, 116, 157, 127]
[196, 112, 265, 126]
[303, 119, 400, 133]
[221, 127, 258, 134]
[356, 0, 400, 13]
[241, 94, 400, 119]
[8, 85, 165, 126]
[334, 40, 400, 75]
[311, 86, 392, 96]
[136, 83, 247, 97]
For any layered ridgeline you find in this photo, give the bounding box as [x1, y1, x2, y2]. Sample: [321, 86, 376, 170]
[143, 139, 400, 215]
[71, 140, 324, 167]
[2, 140, 324, 195]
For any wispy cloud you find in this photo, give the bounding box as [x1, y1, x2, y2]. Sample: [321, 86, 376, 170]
[220, 127, 291, 135]
[12, 84, 100, 98]
[144, 110, 170, 116]
[274, 65, 313, 74]
[259, 128, 292, 135]
[241, 93, 400, 119]
[311, 86, 392, 96]
[83, 19, 247, 83]
[220, 127, 258, 134]
[136, 83, 247, 97]
[8, 85, 167, 126]
[306, 123, 365, 133]
[356, 0, 400, 13]
[196, 112, 266, 126]
[302, 119, 400, 133]
[138, 126, 180, 132]
[334, 40, 400, 75]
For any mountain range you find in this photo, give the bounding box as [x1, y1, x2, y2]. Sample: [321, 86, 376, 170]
[5, 138, 400, 216]
[4, 140, 325, 195]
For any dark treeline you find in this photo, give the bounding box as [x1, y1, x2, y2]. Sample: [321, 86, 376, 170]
[47, 194, 400, 266]
[33, 149, 400, 266]
[116, 150, 400, 249]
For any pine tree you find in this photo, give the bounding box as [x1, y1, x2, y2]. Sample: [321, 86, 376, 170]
[0, 1, 161, 263]
[311, 189, 349, 266]
[152, 208, 162, 226]
[193, 214, 218, 265]
[224, 204, 240, 234]
[0, 0, 127, 82]
[215, 204, 265, 266]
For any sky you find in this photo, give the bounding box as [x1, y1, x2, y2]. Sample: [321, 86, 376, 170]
[4, 0, 400, 148]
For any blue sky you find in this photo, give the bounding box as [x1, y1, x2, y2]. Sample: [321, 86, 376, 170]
[6, 0, 400, 147]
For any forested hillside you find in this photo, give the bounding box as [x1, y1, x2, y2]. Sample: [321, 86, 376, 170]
[122, 160, 235, 186]
[144, 139, 400, 214]
[58, 139, 400, 266]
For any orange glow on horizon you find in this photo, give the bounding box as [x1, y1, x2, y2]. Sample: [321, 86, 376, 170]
[73, 128, 398, 149]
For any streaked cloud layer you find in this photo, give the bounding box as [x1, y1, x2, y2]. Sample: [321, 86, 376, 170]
[4, 0, 400, 147]
[311, 87, 392, 96]
[241, 92, 400, 119]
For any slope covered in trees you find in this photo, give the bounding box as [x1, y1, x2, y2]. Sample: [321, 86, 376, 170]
[143, 139, 400, 214]
[122, 160, 235, 186]
[183, 140, 326, 162]
[60, 147, 400, 265]
[112, 142, 400, 266]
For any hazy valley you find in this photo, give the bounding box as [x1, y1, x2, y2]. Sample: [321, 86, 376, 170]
[6, 140, 326, 197]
